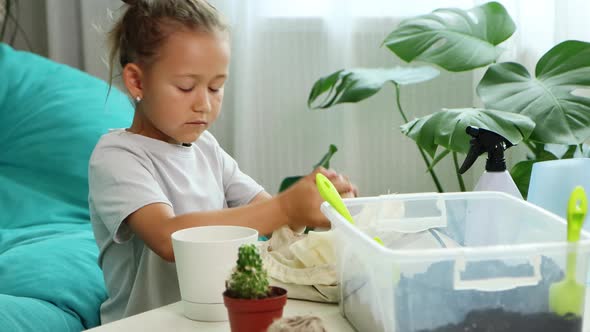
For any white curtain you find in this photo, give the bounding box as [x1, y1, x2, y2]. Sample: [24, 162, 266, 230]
[45, 0, 590, 196]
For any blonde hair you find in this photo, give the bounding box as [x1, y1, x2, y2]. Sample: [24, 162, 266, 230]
[107, 0, 229, 87]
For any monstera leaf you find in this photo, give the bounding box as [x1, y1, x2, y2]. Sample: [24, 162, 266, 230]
[383, 2, 515, 72]
[400, 108, 535, 157]
[477, 40, 590, 145]
[278, 145, 338, 193]
[308, 67, 439, 109]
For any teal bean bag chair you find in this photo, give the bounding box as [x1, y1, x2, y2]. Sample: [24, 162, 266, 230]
[0, 43, 132, 331]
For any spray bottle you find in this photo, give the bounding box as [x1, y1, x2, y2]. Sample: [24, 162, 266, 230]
[458, 126, 522, 199]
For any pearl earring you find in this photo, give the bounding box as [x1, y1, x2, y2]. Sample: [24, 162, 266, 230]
[135, 96, 142, 103]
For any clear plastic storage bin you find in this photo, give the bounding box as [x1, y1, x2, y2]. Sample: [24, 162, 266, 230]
[321, 192, 590, 332]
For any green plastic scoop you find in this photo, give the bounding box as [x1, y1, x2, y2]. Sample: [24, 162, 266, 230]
[316, 173, 383, 245]
[549, 185, 587, 316]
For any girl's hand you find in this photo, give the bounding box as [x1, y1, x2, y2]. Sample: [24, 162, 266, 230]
[325, 172, 358, 199]
[278, 167, 357, 230]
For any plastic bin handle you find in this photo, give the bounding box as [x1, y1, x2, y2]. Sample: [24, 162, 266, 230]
[376, 196, 448, 233]
[453, 256, 542, 292]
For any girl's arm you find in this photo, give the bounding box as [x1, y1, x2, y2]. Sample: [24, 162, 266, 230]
[249, 191, 303, 235]
[249, 191, 273, 204]
[248, 171, 358, 204]
[126, 168, 353, 262]
[247, 171, 358, 234]
[126, 196, 287, 262]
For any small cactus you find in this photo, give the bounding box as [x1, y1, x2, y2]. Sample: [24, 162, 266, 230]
[226, 244, 270, 299]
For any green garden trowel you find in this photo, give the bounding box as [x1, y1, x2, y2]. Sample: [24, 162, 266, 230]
[316, 173, 383, 245]
[549, 186, 588, 316]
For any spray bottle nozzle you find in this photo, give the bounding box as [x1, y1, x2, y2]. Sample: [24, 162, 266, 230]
[465, 126, 479, 137]
[458, 126, 514, 174]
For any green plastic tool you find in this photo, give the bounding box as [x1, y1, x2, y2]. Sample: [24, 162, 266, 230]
[549, 186, 587, 316]
[316, 173, 383, 245]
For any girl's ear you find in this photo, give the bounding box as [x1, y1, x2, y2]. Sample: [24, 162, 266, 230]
[122, 63, 144, 100]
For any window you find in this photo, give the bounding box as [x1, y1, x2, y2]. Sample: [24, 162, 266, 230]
[261, 0, 476, 18]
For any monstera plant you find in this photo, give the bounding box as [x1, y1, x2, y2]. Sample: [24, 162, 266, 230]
[308, 1, 590, 198]
[278, 144, 338, 193]
[277, 144, 338, 234]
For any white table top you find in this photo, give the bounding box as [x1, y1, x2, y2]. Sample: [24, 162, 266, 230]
[86, 300, 355, 332]
[88, 291, 590, 331]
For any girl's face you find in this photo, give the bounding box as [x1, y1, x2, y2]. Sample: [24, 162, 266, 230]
[125, 29, 230, 144]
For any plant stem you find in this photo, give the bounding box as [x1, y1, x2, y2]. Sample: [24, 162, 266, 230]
[395, 84, 444, 193]
[1, 0, 12, 41]
[452, 152, 466, 192]
[395, 84, 409, 123]
[523, 140, 538, 154]
[9, 0, 17, 45]
[418, 148, 444, 192]
[6, 3, 34, 51]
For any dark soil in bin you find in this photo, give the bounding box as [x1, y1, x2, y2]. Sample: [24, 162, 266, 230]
[418, 308, 582, 332]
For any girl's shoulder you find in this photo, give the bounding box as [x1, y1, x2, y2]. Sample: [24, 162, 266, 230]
[92, 129, 142, 154]
[89, 129, 153, 167]
[195, 131, 231, 161]
[90, 129, 224, 164]
[194, 130, 219, 148]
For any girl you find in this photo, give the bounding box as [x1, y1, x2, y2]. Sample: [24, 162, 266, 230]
[88, 0, 357, 324]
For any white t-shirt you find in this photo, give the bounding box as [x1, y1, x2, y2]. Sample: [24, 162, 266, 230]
[88, 129, 264, 324]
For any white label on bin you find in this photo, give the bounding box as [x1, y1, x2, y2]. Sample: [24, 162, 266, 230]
[453, 256, 542, 292]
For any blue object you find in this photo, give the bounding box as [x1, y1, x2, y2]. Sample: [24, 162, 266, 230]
[0, 294, 85, 332]
[528, 159, 590, 229]
[0, 43, 132, 330]
[0, 225, 108, 329]
[528, 158, 590, 286]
